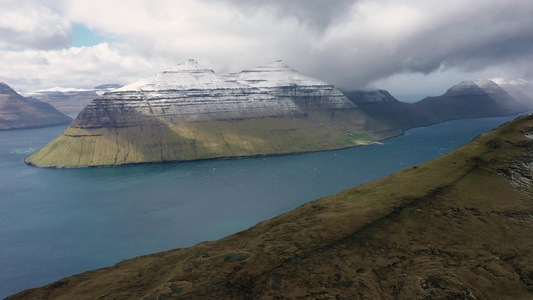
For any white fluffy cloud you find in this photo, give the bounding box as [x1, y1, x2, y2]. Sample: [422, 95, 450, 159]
[1, 0, 533, 98]
[0, 43, 153, 91]
[0, 0, 72, 50]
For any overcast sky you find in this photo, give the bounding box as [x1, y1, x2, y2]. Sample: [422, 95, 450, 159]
[1, 0, 533, 99]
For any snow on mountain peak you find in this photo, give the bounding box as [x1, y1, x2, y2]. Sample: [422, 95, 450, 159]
[445, 81, 479, 94]
[231, 60, 331, 88]
[474, 79, 499, 89]
[451, 80, 476, 89]
[115, 60, 243, 92]
[109, 60, 353, 110]
[250, 60, 295, 73]
[0, 82, 16, 94]
[164, 59, 212, 73]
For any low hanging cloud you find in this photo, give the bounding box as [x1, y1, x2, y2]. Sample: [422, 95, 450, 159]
[1, 0, 533, 95]
[214, 0, 356, 30]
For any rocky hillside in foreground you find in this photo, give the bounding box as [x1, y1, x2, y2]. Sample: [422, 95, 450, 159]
[11, 114, 533, 299]
[345, 79, 533, 131]
[25, 60, 392, 168]
[0, 83, 72, 130]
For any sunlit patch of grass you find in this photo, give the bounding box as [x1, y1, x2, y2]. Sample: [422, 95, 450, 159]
[26, 109, 395, 167]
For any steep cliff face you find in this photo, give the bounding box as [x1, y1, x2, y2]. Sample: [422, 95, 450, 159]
[25, 60, 384, 168]
[0, 83, 72, 130]
[12, 114, 533, 299]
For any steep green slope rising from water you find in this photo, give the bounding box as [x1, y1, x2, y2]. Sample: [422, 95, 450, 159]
[25, 109, 386, 167]
[12, 114, 533, 299]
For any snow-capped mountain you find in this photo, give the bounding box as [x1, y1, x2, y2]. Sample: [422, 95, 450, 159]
[224, 60, 355, 110]
[26, 60, 375, 168]
[74, 59, 302, 128]
[414, 79, 533, 119]
[26, 84, 123, 114]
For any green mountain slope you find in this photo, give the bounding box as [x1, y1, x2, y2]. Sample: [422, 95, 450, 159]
[0, 83, 72, 130]
[11, 114, 533, 299]
[25, 109, 389, 167]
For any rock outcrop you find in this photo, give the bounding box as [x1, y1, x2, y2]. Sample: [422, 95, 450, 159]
[11, 113, 533, 299]
[0, 83, 72, 130]
[25, 60, 386, 168]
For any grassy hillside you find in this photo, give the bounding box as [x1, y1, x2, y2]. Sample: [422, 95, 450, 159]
[25, 108, 394, 168]
[11, 114, 533, 299]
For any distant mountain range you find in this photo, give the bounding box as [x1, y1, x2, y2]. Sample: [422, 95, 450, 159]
[24, 84, 123, 114]
[0, 83, 72, 130]
[24, 60, 533, 168]
[11, 106, 533, 299]
[345, 79, 533, 132]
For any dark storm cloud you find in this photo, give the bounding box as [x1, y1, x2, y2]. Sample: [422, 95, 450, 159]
[217, 0, 356, 30]
[400, 4, 533, 74]
[3, 0, 533, 93]
[292, 0, 533, 89]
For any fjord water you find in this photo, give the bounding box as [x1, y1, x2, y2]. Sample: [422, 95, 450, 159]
[0, 114, 525, 297]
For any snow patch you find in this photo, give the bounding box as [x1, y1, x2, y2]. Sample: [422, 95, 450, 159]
[116, 59, 249, 92]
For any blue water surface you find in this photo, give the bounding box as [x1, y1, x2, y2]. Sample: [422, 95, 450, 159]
[0, 113, 526, 297]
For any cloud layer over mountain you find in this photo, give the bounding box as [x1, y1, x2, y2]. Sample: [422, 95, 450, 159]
[1, 0, 532, 97]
